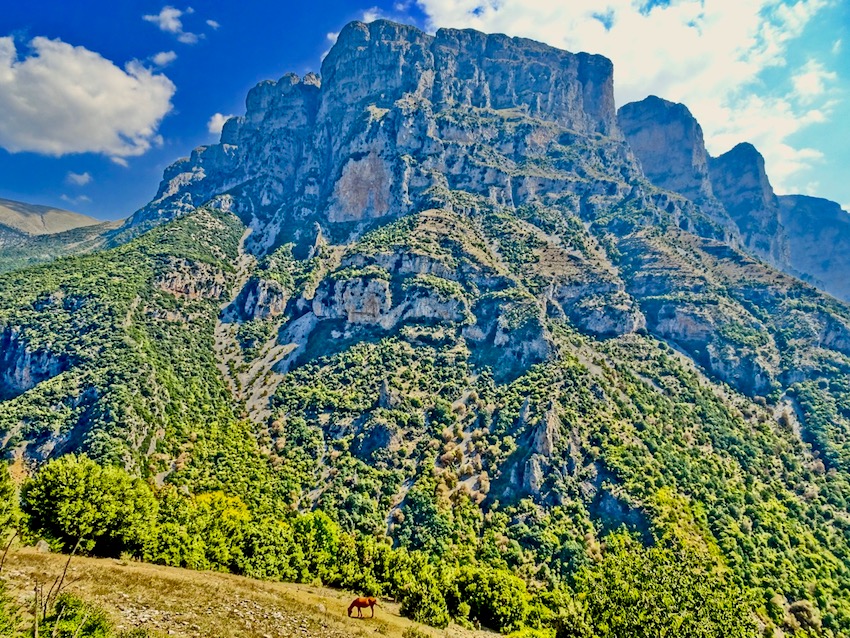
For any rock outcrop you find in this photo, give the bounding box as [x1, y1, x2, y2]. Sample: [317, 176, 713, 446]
[709, 143, 790, 269]
[778, 195, 850, 301]
[117, 19, 646, 257]
[618, 96, 716, 205]
[0, 327, 70, 400]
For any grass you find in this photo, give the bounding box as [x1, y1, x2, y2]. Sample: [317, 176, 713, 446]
[1, 547, 492, 638]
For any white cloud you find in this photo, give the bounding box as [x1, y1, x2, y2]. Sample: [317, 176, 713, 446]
[65, 171, 92, 186]
[792, 60, 837, 100]
[206, 19, 220, 29]
[0, 36, 175, 161]
[151, 50, 177, 67]
[143, 6, 201, 44]
[207, 112, 233, 135]
[415, 0, 837, 193]
[832, 39, 842, 54]
[362, 7, 386, 22]
[60, 194, 92, 205]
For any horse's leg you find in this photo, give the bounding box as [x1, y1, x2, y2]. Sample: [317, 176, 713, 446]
[371, 603, 375, 618]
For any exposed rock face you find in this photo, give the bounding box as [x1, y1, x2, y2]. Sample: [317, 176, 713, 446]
[225, 277, 289, 321]
[0, 327, 70, 400]
[118, 19, 633, 255]
[778, 195, 850, 301]
[709, 143, 790, 268]
[155, 258, 228, 300]
[618, 96, 716, 205]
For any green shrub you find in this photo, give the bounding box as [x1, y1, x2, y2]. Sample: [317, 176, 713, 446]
[21, 455, 156, 556]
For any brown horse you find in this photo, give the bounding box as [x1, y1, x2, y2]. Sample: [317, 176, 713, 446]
[348, 596, 378, 618]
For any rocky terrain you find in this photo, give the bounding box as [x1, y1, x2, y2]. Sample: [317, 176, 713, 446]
[618, 95, 850, 301]
[3, 18, 850, 636]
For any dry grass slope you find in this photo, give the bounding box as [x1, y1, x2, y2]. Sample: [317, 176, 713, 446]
[0, 198, 102, 236]
[2, 548, 493, 638]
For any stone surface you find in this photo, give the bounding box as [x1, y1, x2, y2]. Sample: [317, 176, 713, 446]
[116, 19, 630, 256]
[618, 96, 716, 205]
[709, 142, 791, 269]
[778, 195, 850, 302]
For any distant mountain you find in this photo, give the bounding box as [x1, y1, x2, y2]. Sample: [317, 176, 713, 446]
[4, 19, 850, 636]
[0, 198, 101, 236]
[618, 96, 850, 303]
[0, 198, 119, 273]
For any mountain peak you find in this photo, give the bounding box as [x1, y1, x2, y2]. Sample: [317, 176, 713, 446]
[0, 197, 101, 236]
[120, 20, 620, 251]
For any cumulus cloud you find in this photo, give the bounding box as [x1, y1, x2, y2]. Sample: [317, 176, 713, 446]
[206, 20, 220, 29]
[792, 60, 837, 101]
[66, 171, 92, 186]
[0, 36, 175, 161]
[151, 50, 177, 67]
[207, 112, 233, 135]
[415, 0, 837, 192]
[143, 6, 201, 44]
[60, 194, 92, 205]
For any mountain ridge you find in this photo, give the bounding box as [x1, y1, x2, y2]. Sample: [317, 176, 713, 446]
[0, 197, 102, 236]
[3, 18, 850, 636]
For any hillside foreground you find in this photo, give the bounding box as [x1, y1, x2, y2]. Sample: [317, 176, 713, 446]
[2, 547, 486, 638]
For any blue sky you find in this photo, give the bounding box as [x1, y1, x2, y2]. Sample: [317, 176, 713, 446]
[0, 1, 847, 220]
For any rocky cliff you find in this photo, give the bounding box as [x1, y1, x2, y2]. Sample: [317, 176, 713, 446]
[778, 195, 850, 300]
[708, 143, 791, 269]
[118, 20, 710, 257]
[617, 97, 718, 207]
[617, 97, 850, 302]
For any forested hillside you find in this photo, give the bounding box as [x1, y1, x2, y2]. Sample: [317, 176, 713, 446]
[2, 18, 850, 638]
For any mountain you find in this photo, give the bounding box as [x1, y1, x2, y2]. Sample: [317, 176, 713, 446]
[0, 198, 101, 237]
[618, 96, 850, 303]
[3, 19, 850, 636]
[0, 197, 119, 273]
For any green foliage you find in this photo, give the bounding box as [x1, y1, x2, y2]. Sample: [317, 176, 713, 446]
[0, 581, 18, 637]
[573, 533, 758, 638]
[238, 518, 304, 581]
[236, 318, 276, 356]
[41, 592, 114, 638]
[452, 566, 530, 633]
[400, 579, 451, 629]
[21, 454, 156, 555]
[0, 461, 17, 536]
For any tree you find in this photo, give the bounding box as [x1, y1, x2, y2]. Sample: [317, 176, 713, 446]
[21, 455, 156, 556]
[573, 533, 758, 638]
[0, 462, 16, 537]
[453, 566, 530, 633]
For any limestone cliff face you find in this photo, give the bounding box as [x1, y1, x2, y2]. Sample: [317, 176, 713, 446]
[778, 195, 850, 301]
[708, 143, 790, 269]
[119, 19, 631, 255]
[617, 96, 716, 205]
[0, 327, 70, 400]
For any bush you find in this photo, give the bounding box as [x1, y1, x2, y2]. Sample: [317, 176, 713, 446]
[453, 566, 529, 633]
[43, 592, 113, 637]
[0, 462, 16, 537]
[21, 455, 156, 556]
[574, 533, 758, 638]
[400, 580, 451, 629]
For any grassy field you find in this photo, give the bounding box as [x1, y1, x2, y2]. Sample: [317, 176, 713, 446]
[2, 547, 493, 638]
